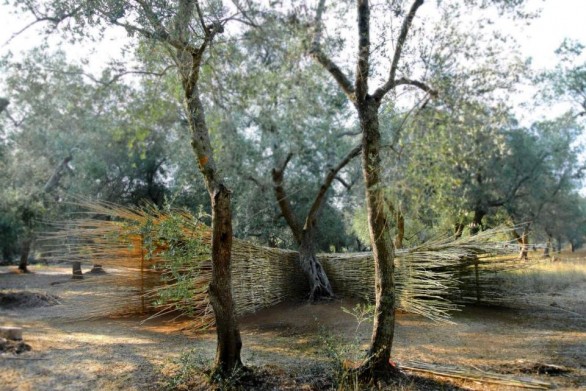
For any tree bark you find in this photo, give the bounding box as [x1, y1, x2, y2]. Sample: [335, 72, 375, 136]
[207, 184, 242, 372]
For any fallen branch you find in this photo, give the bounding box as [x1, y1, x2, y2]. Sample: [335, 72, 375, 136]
[401, 361, 555, 389]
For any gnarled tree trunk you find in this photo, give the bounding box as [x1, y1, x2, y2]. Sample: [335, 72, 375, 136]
[299, 227, 334, 301]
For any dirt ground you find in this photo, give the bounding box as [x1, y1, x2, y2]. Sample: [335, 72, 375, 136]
[1, 258, 585, 391]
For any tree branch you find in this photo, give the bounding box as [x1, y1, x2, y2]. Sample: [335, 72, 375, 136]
[44, 155, 73, 193]
[310, 0, 356, 101]
[339, 130, 361, 137]
[334, 176, 351, 189]
[395, 77, 437, 96]
[305, 144, 361, 229]
[2, 4, 83, 47]
[271, 153, 302, 243]
[355, 0, 370, 102]
[372, 0, 424, 101]
[46, 66, 176, 87]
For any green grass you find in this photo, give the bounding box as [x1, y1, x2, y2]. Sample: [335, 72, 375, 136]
[499, 256, 586, 294]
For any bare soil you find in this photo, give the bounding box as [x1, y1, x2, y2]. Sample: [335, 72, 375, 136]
[0, 259, 585, 391]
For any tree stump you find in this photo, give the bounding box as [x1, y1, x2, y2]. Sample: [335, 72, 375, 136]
[72, 261, 83, 279]
[0, 326, 23, 341]
[89, 264, 106, 274]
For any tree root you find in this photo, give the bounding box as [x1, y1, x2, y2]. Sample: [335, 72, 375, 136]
[345, 359, 407, 387]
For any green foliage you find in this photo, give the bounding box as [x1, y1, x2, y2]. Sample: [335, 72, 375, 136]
[161, 348, 210, 391]
[134, 206, 211, 319]
[161, 348, 250, 391]
[341, 303, 374, 333]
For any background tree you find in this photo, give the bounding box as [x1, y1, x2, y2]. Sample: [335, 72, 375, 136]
[196, 10, 363, 300]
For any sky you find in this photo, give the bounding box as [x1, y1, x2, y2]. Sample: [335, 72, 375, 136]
[1, 1, 585, 69]
[513, 0, 585, 69]
[0, 0, 585, 116]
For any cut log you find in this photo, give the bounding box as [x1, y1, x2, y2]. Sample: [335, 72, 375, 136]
[0, 326, 23, 341]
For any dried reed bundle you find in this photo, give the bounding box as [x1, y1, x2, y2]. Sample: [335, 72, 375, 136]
[41, 201, 522, 327]
[401, 361, 554, 389]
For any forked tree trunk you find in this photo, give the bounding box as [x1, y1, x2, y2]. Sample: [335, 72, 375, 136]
[272, 145, 359, 301]
[311, 0, 431, 381]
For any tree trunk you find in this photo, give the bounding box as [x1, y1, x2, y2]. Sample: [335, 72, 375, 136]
[271, 145, 357, 301]
[72, 261, 83, 279]
[18, 238, 31, 273]
[519, 226, 530, 260]
[299, 228, 334, 301]
[357, 99, 401, 377]
[207, 184, 242, 373]
[543, 236, 552, 258]
[394, 209, 405, 249]
[454, 222, 464, 239]
[469, 209, 485, 235]
[184, 78, 243, 374]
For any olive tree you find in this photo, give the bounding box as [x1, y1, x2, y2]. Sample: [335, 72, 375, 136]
[10, 0, 247, 374]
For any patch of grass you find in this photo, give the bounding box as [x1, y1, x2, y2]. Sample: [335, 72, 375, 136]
[499, 258, 586, 294]
[160, 349, 210, 390]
